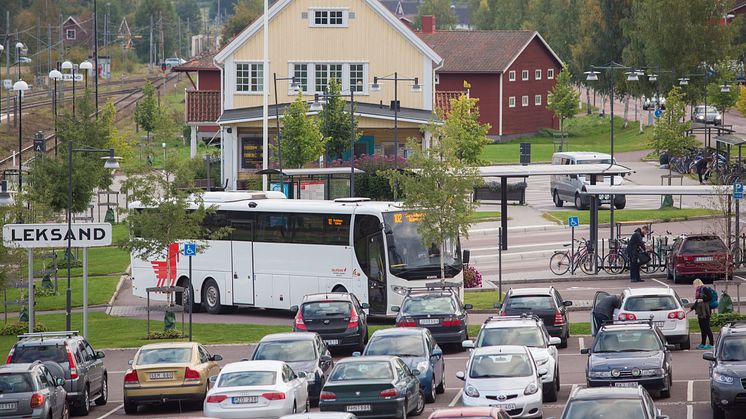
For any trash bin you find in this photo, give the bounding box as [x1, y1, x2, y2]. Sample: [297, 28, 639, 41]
[519, 143, 531, 165]
[104, 207, 115, 223]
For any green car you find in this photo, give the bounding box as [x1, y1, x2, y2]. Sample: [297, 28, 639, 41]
[319, 356, 425, 418]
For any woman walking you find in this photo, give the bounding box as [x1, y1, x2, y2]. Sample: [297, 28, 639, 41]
[689, 279, 714, 349]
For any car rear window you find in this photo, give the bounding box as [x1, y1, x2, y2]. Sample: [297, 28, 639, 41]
[365, 335, 426, 357]
[593, 330, 661, 352]
[505, 295, 554, 311]
[218, 371, 276, 387]
[10, 344, 67, 364]
[401, 295, 456, 315]
[330, 362, 393, 381]
[682, 237, 726, 253]
[0, 373, 34, 393]
[477, 326, 545, 348]
[253, 341, 316, 362]
[564, 400, 644, 417]
[302, 301, 351, 317]
[624, 295, 677, 311]
[136, 347, 193, 365]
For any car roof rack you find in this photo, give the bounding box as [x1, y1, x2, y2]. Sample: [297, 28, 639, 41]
[17, 331, 79, 341]
[600, 319, 654, 328]
[725, 320, 746, 329]
[484, 313, 542, 324]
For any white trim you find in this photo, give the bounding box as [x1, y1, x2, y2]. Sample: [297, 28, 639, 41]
[501, 31, 565, 73]
[547, 68, 555, 79]
[224, 56, 234, 109]
[534, 94, 542, 106]
[508, 70, 515, 81]
[499, 74, 503, 136]
[422, 54, 433, 111]
[522, 95, 528, 107]
[66, 29, 76, 40]
[219, 111, 436, 125]
[521, 70, 529, 81]
[535, 69, 542, 80]
[508, 96, 515, 108]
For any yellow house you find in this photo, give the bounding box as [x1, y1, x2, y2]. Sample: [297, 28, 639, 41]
[213, 0, 443, 190]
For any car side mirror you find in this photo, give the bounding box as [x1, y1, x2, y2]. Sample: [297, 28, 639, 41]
[549, 337, 561, 346]
[128, 359, 133, 365]
[681, 298, 690, 305]
[665, 344, 676, 351]
[456, 371, 465, 381]
[352, 351, 361, 357]
[703, 352, 716, 362]
[462, 340, 475, 349]
[391, 306, 400, 313]
[96, 351, 105, 359]
[411, 369, 421, 376]
[290, 305, 299, 313]
[297, 371, 307, 378]
[538, 367, 548, 376]
[580, 348, 589, 355]
[464, 304, 473, 310]
[211, 354, 223, 361]
[240, 358, 249, 362]
[563, 300, 573, 307]
[462, 249, 471, 264]
[361, 303, 370, 309]
[493, 302, 503, 309]
[320, 354, 333, 363]
[56, 377, 64, 387]
[432, 347, 443, 357]
[209, 375, 218, 385]
[570, 174, 578, 179]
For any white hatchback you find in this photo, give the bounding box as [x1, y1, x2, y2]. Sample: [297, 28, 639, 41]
[204, 360, 309, 419]
[456, 345, 544, 418]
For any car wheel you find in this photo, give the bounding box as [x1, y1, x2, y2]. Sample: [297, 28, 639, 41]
[203, 279, 224, 314]
[123, 399, 137, 415]
[436, 369, 445, 394]
[559, 332, 568, 349]
[543, 379, 558, 402]
[712, 397, 726, 419]
[412, 391, 425, 416]
[673, 269, 680, 284]
[681, 336, 691, 350]
[61, 401, 69, 419]
[72, 386, 90, 416]
[305, 398, 310, 412]
[292, 402, 297, 414]
[660, 376, 671, 399]
[553, 190, 563, 207]
[667, 266, 673, 280]
[94, 375, 107, 406]
[575, 194, 587, 210]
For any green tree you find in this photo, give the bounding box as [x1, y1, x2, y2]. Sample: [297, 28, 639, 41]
[546, 68, 580, 134]
[222, 0, 263, 41]
[133, 0, 179, 62]
[174, 0, 203, 56]
[707, 62, 740, 124]
[320, 78, 358, 161]
[416, 0, 457, 29]
[649, 87, 698, 178]
[440, 88, 491, 165]
[135, 82, 159, 137]
[280, 93, 327, 168]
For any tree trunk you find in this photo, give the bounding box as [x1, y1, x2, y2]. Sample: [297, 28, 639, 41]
[440, 239, 446, 283]
[623, 96, 629, 128]
[586, 87, 591, 115]
[638, 99, 643, 134]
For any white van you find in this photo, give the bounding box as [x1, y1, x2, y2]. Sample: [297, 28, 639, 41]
[550, 152, 626, 210]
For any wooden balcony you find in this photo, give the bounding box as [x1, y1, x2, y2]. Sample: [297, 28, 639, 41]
[186, 90, 220, 123]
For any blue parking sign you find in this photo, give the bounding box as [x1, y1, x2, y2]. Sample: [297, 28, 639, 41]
[183, 243, 197, 256]
[735, 183, 744, 200]
[654, 109, 663, 119]
[568, 216, 580, 227]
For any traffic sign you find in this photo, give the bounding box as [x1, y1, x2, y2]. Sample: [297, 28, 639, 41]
[654, 109, 662, 119]
[734, 183, 744, 200]
[161, 63, 168, 72]
[568, 216, 580, 227]
[184, 243, 197, 256]
[3, 79, 10, 89]
[2, 223, 112, 248]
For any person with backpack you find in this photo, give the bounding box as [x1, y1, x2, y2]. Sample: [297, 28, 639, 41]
[689, 278, 715, 349]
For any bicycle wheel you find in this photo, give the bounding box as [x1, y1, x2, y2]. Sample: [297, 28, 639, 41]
[550, 252, 571, 276]
[603, 252, 627, 274]
[641, 251, 660, 274]
[579, 253, 602, 275]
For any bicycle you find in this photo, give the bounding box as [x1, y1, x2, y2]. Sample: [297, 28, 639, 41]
[602, 239, 628, 274]
[549, 238, 600, 275]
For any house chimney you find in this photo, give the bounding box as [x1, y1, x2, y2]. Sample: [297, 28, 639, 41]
[422, 15, 436, 34]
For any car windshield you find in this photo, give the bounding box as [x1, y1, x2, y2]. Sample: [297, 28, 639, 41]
[593, 330, 661, 352]
[401, 295, 457, 315]
[302, 301, 351, 317]
[505, 295, 554, 311]
[383, 212, 461, 280]
[330, 362, 394, 381]
[624, 295, 677, 311]
[218, 371, 276, 387]
[576, 159, 613, 164]
[136, 347, 193, 365]
[695, 106, 718, 113]
[563, 399, 645, 418]
[477, 327, 545, 347]
[9, 345, 67, 364]
[0, 373, 34, 394]
[719, 336, 746, 361]
[682, 237, 726, 253]
[253, 341, 316, 362]
[470, 354, 533, 378]
[365, 335, 426, 357]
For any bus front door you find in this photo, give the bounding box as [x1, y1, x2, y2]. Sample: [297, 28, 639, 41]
[367, 232, 387, 315]
[231, 221, 255, 305]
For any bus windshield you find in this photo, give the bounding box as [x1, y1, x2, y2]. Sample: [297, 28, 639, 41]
[383, 212, 461, 280]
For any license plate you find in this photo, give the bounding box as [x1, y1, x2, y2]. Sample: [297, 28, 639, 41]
[149, 372, 174, 380]
[0, 403, 15, 410]
[232, 396, 258, 404]
[346, 404, 371, 412]
[419, 319, 440, 325]
[696, 256, 714, 262]
[491, 403, 516, 410]
[615, 382, 638, 388]
[324, 339, 339, 346]
[654, 321, 665, 327]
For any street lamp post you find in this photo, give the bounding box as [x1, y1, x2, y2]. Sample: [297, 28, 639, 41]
[80, 61, 93, 91]
[0, 179, 13, 206]
[65, 144, 120, 330]
[0, 44, 4, 127]
[13, 80, 28, 193]
[49, 69, 62, 156]
[272, 73, 299, 195]
[14, 42, 23, 81]
[370, 73, 421, 200]
[61, 61, 77, 117]
[680, 63, 711, 146]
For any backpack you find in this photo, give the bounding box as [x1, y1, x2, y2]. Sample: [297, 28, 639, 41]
[703, 286, 719, 309]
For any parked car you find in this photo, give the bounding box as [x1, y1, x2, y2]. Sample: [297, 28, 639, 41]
[462, 314, 562, 402]
[291, 293, 369, 352]
[692, 105, 722, 125]
[15, 57, 32, 64]
[582, 321, 673, 398]
[592, 287, 691, 349]
[429, 407, 511, 419]
[548, 385, 668, 419]
[319, 355, 425, 418]
[7, 330, 107, 415]
[642, 96, 666, 110]
[393, 285, 471, 347]
[251, 332, 334, 406]
[667, 234, 731, 283]
[550, 152, 626, 210]
[456, 345, 544, 418]
[703, 320, 746, 419]
[0, 361, 68, 419]
[123, 342, 222, 414]
[360, 327, 444, 403]
[496, 287, 572, 348]
[163, 57, 186, 67]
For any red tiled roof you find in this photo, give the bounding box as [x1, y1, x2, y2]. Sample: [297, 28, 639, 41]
[173, 53, 218, 72]
[186, 90, 221, 123]
[418, 30, 536, 73]
[435, 91, 464, 114]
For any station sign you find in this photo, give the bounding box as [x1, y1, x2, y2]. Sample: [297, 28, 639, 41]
[2, 223, 112, 248]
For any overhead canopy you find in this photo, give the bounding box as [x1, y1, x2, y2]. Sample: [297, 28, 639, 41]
[478, 163, 633, 177]
[716, 134, 746, 146]
[256, 167, 365, 176]
[583, 185, 733, 195]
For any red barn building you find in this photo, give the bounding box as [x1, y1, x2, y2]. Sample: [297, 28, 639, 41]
[418, 16, 563, 139]
[173, 53, 221, 157]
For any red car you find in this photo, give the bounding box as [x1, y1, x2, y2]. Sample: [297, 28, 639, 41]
[428, 407, 511, 419]
[667, 235, 731, 283]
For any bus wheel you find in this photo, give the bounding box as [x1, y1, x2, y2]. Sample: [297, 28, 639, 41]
[177, 278, 201, 313]
[203, 279, 224, 314]
[332, 285, 347, 293]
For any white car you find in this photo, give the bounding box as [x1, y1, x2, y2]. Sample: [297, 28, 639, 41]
[204, 360, 309, 419]
[456, 345, 544, 418]
[593, 287, 691, 350]
[462, 315, 561, 402]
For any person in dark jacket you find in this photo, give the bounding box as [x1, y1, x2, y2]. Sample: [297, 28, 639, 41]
[688, 278, 714, 349]
[627, 226, 649, 283]
[592, 293, 623, 336]
[695, 156, 712, 184]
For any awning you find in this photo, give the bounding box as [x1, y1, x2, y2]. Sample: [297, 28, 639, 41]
[716, 134, 746, 146]
[582, 185, 732, 195]
[256, 167, 365, 176]
[477, 163, 633, 177]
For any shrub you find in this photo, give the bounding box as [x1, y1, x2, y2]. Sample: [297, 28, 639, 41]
[0, 322, 46, 336]
[711, 312, 746, 328]
[333, 154, 407, 200]
[463, 265, 482, 289]
[147, 329, 184, 340]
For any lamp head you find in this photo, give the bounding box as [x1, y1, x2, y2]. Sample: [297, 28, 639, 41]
[721, 84, 731, 93]
[13, 80, 28, 92]
[410, 77, 422, 93]
[289, 78, 300, 92]
[102, 149, 121, 170]
[14, 42, 23, 49]
[647, 73, 658, 82]
[585, 71, 599, 82]
[625, 71, 639, 82]
[61, 60, 73, 70]
[79, 61, 93, 70]
[49, 69, 62, 80]
[678, 78, 689, 86]
[309, 95, 324, 112]
[371, 76, 381, 92]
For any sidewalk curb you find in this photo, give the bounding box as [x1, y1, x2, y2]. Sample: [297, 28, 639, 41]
[106, 265, 130, 315]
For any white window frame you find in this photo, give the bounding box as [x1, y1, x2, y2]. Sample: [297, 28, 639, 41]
[547, 68, 555, 79]
[309, 8, 349, 27]
[509, 96, 516, 108]
[235, 62, 264, 94]
[508, 70, 516, 82]
[315, 63, 344, 93]
[66, 29, 76, 40]
[535, 69, 542, 80]
[289, 62, 369, 95]
[521, 70, 529, 81]
[291, 63, 309, 94]
[535, 94, 542, 106]
[522, 96, 529, 107]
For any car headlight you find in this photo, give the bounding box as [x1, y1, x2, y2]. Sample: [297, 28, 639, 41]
[589, 371, 613, 378]
[464, 385, 480, 397]
[697, 115, 704, 119]
[416, 361, 429, 373]
[524, 383, 538, 395]
[641, 368, 664, 377]
[536, 358, 550, 367]
[716, 115, 722, 120]
[714, 371, 736, 384]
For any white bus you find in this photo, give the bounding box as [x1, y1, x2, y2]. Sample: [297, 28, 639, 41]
[130, 191, 464, 316]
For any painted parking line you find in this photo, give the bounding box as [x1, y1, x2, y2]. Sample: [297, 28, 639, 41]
[579, 337, 586, 350]
[687, 380, 694, 419]
[650, 278, 669, 287]
[448, 389, 463, 407]
[95, 403, 123, 419]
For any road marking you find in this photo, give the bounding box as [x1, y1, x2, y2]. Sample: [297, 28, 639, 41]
[108, 371, 126, 374]
[448, 389, 462, 407]
[95, 403, 123, 419]
[579, 337, 586, 350]
[447, 357, 469, 360]
[735, 275, 746, 283]
[650, 277, 669, 287]
[687, 380, 694, 419]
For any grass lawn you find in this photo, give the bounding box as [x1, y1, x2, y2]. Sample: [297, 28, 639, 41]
[464, 291, 503, 310]
[469, 211, 502, 223]
[544, 208, 721, 225]
[481, 114, 652, 164]
[3, 276, 119, 312]
[28, 246, 130, 278]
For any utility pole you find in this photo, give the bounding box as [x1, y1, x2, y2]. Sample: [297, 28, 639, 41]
[149, 14, 153, 69]
[5, 12, 10, 133]
[48, 24, 51, 97]
[178, 18, 182, 58]
[186, 17, 190, 57]
[36, 16, 40, 80]
[59, 13, 64, 107]
[159, 12, 164, 63]
[94, 0, 99, 116]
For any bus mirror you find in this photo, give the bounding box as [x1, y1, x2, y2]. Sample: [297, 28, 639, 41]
[462, 250, 471, 264]
[290, 305, 299, 313]
[382, 224, 393, 235]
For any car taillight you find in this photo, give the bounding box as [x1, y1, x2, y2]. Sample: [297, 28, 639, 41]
[500, 311, 507, 316]
[668, 310, 686, 320]
[379, 388, 398, 398]
[618, 313, 637, 321]
[66, 346, 78, 379]
[5, 347, 14, 364]
[124, 370, 139, 385]
[320, 391, 337, 400]
[347, 307, 359, 329]
[397, 319, 417, 327]
[30, 393, 44, 408]
[261, 392, 286, 401]
[184, 367, 201, 382]
[443, 318, 461, 327]
[553, 310, 565, 326]
[295, 310, 307, 331]
[684, 256, 695, 262]
[206, 395, 227, 403]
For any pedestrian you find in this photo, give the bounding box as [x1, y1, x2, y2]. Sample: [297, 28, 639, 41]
[592, 292, 623, 336]
[627, 225, 649, 283]
[689, 278, 714, 349]
[695, 155, 712, 184]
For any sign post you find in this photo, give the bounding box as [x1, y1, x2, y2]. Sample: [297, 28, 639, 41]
[735, 183, 743, 270]
[568, 216, 580, 274]
[183, 243, 197, 341]
[27, 250, 33, 333]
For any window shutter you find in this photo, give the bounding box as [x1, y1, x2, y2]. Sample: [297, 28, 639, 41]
[348, 12, 355, 19]
[301, 11, 308, 19]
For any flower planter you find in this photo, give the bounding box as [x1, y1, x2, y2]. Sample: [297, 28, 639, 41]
[473, 181, 527, 204]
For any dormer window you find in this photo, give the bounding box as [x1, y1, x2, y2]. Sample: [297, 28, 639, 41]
[310, 9, 348, 27]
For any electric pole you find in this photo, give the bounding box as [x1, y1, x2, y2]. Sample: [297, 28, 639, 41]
[149, 14, 153, 69]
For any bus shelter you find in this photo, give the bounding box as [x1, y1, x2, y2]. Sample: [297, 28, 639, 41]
[256, 167, 365, 200]
[716, 134, 746, 168]
[686, 123, 734, 150]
